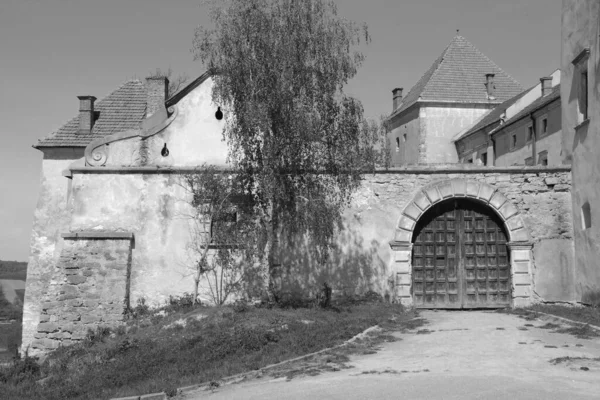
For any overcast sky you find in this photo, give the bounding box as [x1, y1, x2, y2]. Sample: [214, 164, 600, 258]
[0, 0, 561, 262]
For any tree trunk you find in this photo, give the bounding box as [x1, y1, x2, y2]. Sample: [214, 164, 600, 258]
[265, 198, 280, 303]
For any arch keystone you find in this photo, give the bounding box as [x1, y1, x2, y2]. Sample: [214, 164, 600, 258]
[424, 186, 442, 204]
[403, 203, 422, 221]
[437, 181, 453, 199]
[477, 185, 496, 202]
[450, 179, 467, 197]
[465, 181, 481, 197]
[489, 192, 508, 210]
[413, 191, 431, 211]
[499, 202, 518, 220]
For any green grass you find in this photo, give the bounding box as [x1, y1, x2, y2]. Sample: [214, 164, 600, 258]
[0, 297, 417, 400]
[0, 261, 27, 281]
[528, 304, 600, 327]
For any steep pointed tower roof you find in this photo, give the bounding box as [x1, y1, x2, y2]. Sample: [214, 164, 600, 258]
[391, 35, 524, 117]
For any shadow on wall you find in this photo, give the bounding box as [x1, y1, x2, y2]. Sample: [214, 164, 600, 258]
[276, 227, 388, 302]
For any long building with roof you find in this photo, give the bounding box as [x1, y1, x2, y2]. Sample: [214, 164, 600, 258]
[387, 35, 524, 165]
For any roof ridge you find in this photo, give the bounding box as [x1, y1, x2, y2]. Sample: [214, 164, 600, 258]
[419, 37, 455, 100]
[458, 36, 522, 89]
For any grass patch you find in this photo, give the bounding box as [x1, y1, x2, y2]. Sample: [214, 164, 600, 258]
[554, 325, 600, 340]
[0, 299, 417, 400]
[528, 304, 600, 327]
[550, 356, 600, 365]
[538, 322, 561, 330]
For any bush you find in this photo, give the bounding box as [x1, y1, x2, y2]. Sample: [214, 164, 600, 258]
[0, 354, 41, 385]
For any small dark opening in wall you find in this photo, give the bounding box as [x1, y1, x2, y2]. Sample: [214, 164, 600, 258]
[581, 202, 591, 229]
[161, 143, 169, 157]
[396, 137, 400, 151]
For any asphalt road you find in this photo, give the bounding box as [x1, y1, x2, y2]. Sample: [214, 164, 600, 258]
[182, 310, 600, 400]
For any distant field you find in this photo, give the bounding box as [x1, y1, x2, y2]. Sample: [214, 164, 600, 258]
[0, 261, 27, 281]
[0, 280, 26, 304]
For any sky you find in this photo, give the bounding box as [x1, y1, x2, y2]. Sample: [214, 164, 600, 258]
[0, 0, 561, 262]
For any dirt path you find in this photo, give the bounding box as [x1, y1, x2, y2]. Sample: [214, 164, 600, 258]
[181, 310, 600, 400]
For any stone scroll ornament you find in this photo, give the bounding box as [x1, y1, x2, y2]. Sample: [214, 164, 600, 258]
[84, 105, 179, 166]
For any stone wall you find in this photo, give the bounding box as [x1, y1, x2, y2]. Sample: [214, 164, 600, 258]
[22, 150, 83, 356]
[22, 165, 574, 354]
[29, 235, 132, 354]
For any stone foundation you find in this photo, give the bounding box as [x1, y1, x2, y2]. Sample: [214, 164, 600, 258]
[29, 233, 133, 354]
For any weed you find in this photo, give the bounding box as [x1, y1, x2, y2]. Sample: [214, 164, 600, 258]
[538, 322, 561, 329]
[549, 356, 600, 365]
[416, 329, 434, 334]
[554, 325, 600, 340]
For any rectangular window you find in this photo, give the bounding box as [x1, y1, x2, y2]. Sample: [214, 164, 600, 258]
[573, 48, 590, 126]
[480, 152, 487, 166]
[527, 126, 534, 142]
[396, 137, 400, 151]
[582, 202, 591, 229]
[538, 150, 548, 166]
[510, 133, 517, 150]
[580, 70, 588, 122]
[542, 118, 548, 136]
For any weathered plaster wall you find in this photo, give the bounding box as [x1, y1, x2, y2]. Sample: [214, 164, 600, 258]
[107, 78, 229, 167]
[30, 237, 132, 354]
[24, 165, 574, 354]
[456, 130, 490, 164]
[69, 173, 201, 307]
[388, 106, 420, 165]
[421, 105, 492, 163]
[494, 101, 562, 167]
[561, 0, 600, 304]
[21, 149, 82, 355]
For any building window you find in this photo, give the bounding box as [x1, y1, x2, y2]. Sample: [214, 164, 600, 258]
[581, 202, 591, 230]
[538, 150, 548, 166]
[510, 133, 517, 150]
[403, 133, 407, 143]
[525, 157, 533, 166]
[541, 118, 548, 136]
[580, 70, 588, 122]
[527, 125, 534, 142]
[395, 137, 400, 151]
[572, 48, 590, 125]
[480, 152, 487, 166]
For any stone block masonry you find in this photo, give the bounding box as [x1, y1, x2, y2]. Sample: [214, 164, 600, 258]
[30, 234, 132, 353]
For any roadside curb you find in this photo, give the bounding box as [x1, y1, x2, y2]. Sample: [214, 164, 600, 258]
[109, 314, 422, 400]
[532, 311, 600, 333]
[175, 323, 385, 396]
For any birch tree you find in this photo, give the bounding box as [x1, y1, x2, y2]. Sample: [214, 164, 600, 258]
[193, 0, 372, 301]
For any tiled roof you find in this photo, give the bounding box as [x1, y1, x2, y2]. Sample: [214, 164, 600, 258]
[391, 36, 524, 117]
[493, 84, 561, 133]
[35, 80, 147, 148]
[453, 86, 533, 142]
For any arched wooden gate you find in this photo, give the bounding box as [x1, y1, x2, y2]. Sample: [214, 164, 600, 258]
[411, 198, 511, 308]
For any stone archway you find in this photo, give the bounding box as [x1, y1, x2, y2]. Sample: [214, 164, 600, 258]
[389, 179, 533, 308]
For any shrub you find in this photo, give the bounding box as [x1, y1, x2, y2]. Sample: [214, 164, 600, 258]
[0, 353, 41, 385]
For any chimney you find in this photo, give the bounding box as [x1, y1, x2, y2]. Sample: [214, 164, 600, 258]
[77, 96, 97, 134]
[392, 88, 403, 111]
[145, 76, 169, 119]
[485, 74, 495, 98]
[540, 77, 552, 97]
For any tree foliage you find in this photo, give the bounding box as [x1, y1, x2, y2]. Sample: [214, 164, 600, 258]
[193, 0, 373, 299]
[179, 166, 261, 304]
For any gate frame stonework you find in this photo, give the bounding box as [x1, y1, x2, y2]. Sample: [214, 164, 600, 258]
[389, 179, 533, 308]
